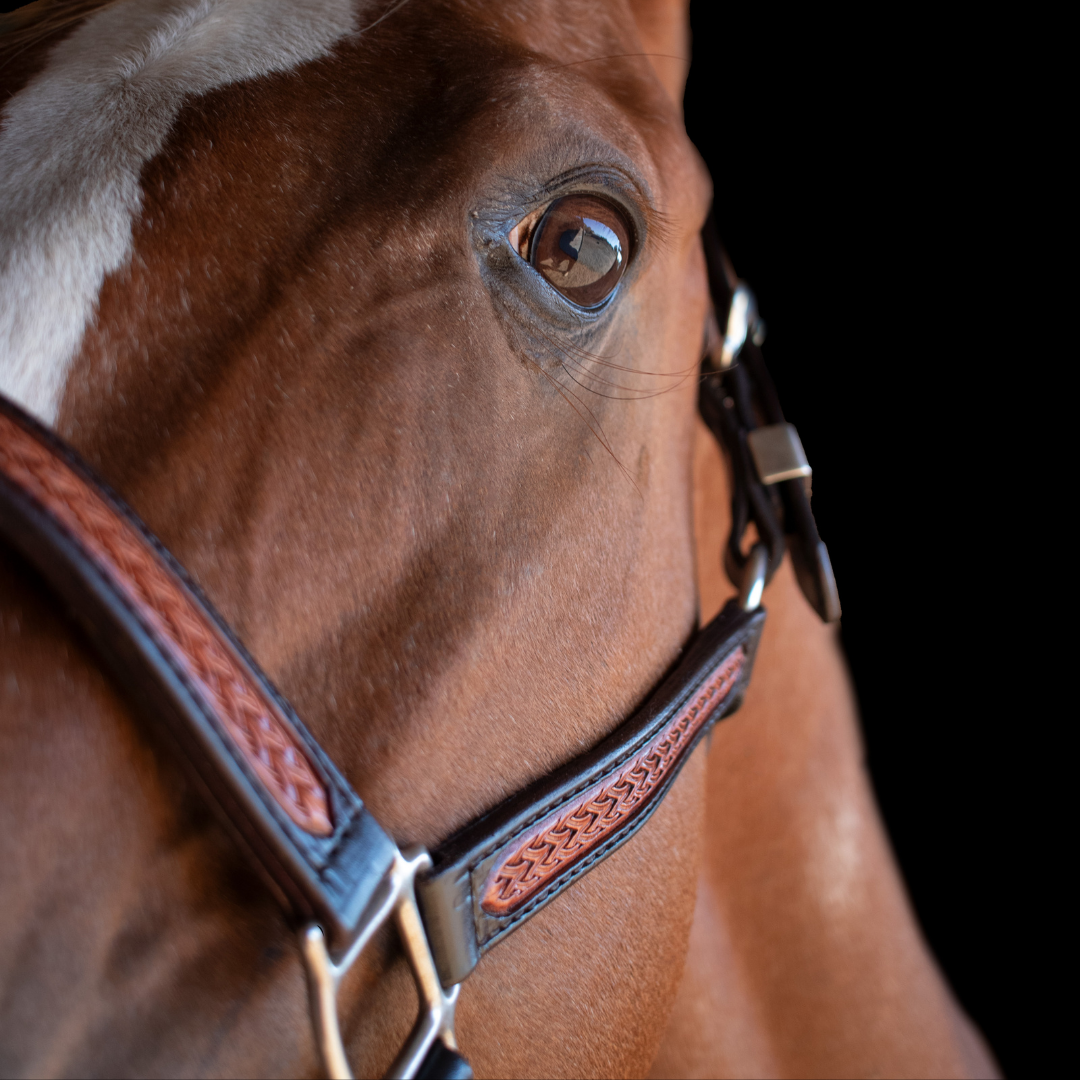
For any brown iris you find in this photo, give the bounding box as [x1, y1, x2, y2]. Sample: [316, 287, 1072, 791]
[528, 195, 630, 308]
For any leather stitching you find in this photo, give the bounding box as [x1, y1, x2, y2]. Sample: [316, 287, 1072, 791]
[462, 646, 745, 872]
[475, 691, 738, 946]
[0, 414, 333, 836]
[477, 648, 744, 917]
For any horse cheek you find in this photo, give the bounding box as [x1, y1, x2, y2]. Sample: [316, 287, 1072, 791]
[454, 745, 707, 1078]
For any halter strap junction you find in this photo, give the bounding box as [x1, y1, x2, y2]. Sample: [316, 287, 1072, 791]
[0, 225, 836, 1079]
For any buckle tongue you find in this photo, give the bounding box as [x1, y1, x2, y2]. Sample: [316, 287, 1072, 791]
[300, 847, 467, 1079]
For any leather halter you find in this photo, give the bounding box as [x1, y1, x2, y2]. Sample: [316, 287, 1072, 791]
[0, 223, 837, 1079]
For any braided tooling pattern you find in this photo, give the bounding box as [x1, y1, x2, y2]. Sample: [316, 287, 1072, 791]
[0, 413, 332, 835]
[480, 646, 745, 916]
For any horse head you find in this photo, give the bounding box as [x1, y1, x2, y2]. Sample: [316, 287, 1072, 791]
[2, 1, 716, 1074]
[0, 2, 999, 1077]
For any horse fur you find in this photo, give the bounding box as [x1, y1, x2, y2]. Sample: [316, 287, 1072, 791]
[0, 0, 361, 423]
[0, 1, 997, 1076]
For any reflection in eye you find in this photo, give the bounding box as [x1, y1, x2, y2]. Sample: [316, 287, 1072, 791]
[528, 195, 631, 308]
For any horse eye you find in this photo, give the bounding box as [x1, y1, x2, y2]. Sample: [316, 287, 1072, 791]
[525, 195, 631, 308]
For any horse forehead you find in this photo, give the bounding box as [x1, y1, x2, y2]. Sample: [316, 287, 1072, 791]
[0, 0, 683, 430]
[355, 7, 681, 192]
[0, 0, 384, 427]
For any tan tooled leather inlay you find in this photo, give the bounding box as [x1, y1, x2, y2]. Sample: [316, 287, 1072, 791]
[0, 413, 333, 836]
[480, 646, 745, 917]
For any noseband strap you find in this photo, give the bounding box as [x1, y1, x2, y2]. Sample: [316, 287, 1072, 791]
[0, 225, 835, 1079]
[418, 600, 763, 987]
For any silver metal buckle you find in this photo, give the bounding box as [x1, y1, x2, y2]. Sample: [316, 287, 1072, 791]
[746, 423, 812, 487]
[299, 847, 460, 1080]
[739, 543, 768, 612]
[718, 283, 765, 368]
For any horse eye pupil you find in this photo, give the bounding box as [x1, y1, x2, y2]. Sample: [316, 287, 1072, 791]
[529, 196, 630, 308]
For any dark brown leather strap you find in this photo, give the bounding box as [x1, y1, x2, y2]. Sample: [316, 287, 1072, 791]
[700, 212, 841, 623]
[0, 399, 397, 954]
[416, 600, 764, 987]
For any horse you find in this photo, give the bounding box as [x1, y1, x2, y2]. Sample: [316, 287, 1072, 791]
[0, 0, 998, 1075]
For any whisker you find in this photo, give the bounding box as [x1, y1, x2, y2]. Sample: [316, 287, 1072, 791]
[556, 344, 699, 396]
[560, 365, 654, 401]
[560, 359, 697, 402]
[557, 353, 666, 397]
[533, 325, 697, 398]
[531, 361, 640, 495]
[534, 327, 689, 379]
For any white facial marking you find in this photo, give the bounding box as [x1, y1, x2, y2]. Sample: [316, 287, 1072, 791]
[0, 0, 361, 425]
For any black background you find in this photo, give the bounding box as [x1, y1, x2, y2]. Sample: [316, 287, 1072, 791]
[685, 4, 1052, 1075]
